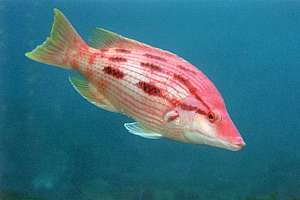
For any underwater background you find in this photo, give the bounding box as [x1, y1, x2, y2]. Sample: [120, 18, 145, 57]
[1, 0, 300, 199]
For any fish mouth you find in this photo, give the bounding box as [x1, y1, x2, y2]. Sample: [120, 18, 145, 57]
[212, 138, 246, 151]
[227, 141, 246, 151]
[218, 136, 246, 151]
[184, 129, 246, 151]
[226, 136, 246, 151]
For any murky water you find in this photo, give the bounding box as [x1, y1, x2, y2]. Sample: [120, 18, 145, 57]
[1, 1, 300, 199]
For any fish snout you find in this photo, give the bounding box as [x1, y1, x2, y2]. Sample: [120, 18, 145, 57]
[217, 115, 246, 150]
[230, 136, 246, 150]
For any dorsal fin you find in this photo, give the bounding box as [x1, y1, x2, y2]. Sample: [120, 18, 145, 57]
[69, 76, 117, 112]
[89, 28, 177, 59]
[89, 27, 152, 50]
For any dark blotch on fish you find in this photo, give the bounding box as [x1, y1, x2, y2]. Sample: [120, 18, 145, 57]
[137, 81, 162, 96]
[103, 66, 125, 79]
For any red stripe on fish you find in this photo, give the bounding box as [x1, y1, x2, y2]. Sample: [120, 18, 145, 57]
[168, 99, 181, 106]
[103, 66, 125, 79]
[180, 103, 198, 111]
[177, 64, 197, 75]
[115, 48, 131, 53]
[108, 56, 127, 62]
[88, 52, 102, 65]
[180, 103, 206, 115]
[196, 109, 206, 115]
[173, 74, 196, 93]
[173, 74, 210, 112]
[137, 81, 162, 97]
[140, 62, 162, 71]
[144, 53, 167, 62]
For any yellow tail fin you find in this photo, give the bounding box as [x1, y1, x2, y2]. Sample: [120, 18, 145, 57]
[25, 8, 86, 69]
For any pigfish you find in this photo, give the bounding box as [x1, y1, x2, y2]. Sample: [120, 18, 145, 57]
[26, 9, 245, 151]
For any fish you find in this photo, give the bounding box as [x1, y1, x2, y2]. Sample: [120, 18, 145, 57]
[25, 8, 245, 151]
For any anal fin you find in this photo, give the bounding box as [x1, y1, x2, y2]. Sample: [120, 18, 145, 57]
[69, 76, 117, 112]
[124, 122, 162, 139]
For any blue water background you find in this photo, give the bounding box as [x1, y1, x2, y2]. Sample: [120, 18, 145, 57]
[1, 0, 300, 199]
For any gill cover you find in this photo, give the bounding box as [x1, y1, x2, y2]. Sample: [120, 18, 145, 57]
[163, 95, 209, 130]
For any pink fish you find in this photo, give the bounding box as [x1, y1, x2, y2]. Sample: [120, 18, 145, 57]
[26, 9, 245, 151]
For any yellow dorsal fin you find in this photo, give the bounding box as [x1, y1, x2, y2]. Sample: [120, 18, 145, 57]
[89, 28, 177, 58]
[89, 28, 152, 50]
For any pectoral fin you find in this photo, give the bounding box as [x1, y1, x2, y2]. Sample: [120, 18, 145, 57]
[69, 76, 117, 112]
[164, 109, 179, 122]
[124, 122, 162, 139]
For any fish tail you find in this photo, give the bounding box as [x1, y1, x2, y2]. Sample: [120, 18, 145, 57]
[25, 8, 88, 69]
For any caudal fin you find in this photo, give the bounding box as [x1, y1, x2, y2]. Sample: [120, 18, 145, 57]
[25, 8, 87, 69]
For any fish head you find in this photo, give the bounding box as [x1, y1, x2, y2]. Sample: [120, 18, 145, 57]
[167, 95, 245, 151]
[184, 109, 245, 151]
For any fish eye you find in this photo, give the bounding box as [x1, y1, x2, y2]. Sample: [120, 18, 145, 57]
[207, 111, 217, 123]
